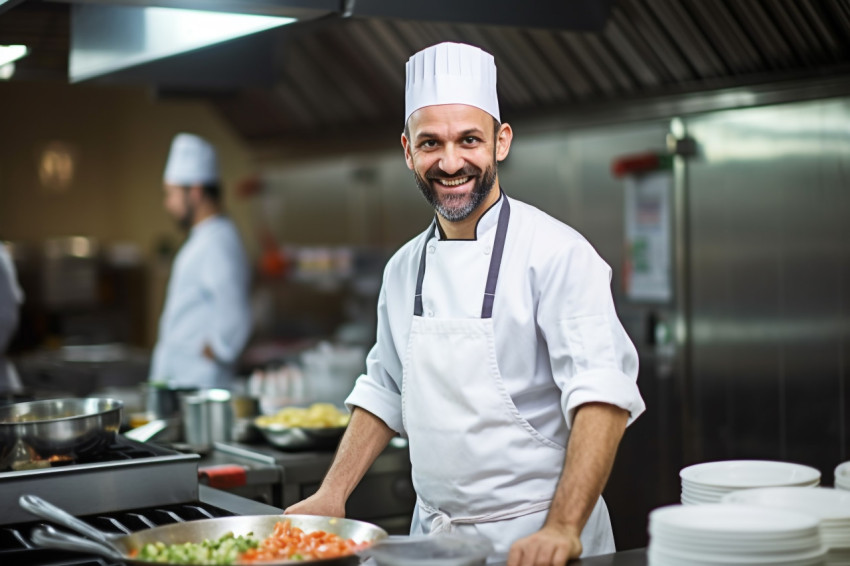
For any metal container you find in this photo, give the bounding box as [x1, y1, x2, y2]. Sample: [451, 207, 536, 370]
[0, 398, 123, 470]
[181, 389, 232, 452]
[145, 384, 197, 419]
[254, 422, 346, 450]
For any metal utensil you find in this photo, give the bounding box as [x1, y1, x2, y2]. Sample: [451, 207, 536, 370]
[254, 422, 347, 450]
[0, 398, 123, 470]
[21, 494, 387, 566]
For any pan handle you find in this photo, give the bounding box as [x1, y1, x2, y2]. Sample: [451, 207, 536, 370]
[31, 524, 125, 560]
[19, 494, 124, 555]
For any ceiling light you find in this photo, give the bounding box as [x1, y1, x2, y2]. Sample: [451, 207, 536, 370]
[71, 5, 296, 82]
[0, 44, 28, 67]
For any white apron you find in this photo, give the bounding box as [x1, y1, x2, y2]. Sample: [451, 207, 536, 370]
[401, 198, 614, 561]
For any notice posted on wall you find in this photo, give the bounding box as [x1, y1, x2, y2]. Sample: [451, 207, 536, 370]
[624, 171, 673, 303]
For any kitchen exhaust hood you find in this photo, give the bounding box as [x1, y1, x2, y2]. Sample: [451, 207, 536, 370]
[68, 5, 301, 83]
[57, 0, 614, 84]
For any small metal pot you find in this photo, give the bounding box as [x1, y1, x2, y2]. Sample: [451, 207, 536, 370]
[0, 398, 123, 470]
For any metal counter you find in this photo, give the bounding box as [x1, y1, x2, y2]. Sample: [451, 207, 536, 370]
[573, 548, 647, 565]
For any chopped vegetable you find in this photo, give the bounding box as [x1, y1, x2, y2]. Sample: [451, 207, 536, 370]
[127, 521, 367, 564]
[240, 519, 365, 563]
[132, 531, 258, 565]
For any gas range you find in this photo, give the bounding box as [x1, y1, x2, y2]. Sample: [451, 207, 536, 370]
[0, 437, 282, 565]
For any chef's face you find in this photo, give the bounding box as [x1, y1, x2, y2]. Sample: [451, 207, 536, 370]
[162, 183, 194, 231]
[402, 104, 512, 222]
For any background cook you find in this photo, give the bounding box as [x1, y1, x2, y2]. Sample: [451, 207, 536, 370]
[149, 133, 252, 389]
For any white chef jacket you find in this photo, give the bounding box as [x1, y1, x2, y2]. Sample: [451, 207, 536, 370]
[346, 193, 644, 448]
[150, 215, 252, 389]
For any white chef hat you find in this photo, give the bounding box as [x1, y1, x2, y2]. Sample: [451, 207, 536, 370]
[163, 133, 219, 186]
[405, 42, 500, 125]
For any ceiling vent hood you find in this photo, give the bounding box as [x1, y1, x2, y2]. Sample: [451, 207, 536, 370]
[57, 0, 613, 85]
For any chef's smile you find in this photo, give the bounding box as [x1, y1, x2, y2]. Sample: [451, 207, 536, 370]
[435, 176, 471, 187]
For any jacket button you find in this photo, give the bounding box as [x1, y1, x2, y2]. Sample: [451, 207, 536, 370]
[484, 245, 491, 255]
[428, 246, 436, 254]
[427, 310, 435, 317]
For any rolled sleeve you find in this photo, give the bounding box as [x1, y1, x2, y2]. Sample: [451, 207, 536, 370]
[345, 341, 405, 435]
[345, 375, 405, 435]
[539, 240, 645, 429]
[344, 279, 406, 435]
[561, 368, 645, 428]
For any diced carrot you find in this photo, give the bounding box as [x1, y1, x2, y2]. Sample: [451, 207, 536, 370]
[238, 519, 366, 563]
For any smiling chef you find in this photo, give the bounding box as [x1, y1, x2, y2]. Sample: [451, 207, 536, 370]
[286, 42, 646, 565]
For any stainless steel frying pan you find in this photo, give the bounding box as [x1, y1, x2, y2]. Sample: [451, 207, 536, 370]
[20, 495, 387, 566]
[0, 398, 123, 470]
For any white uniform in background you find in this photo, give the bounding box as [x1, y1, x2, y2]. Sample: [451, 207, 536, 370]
[346, 194, 645, 560]
[0, 244, 24, 393]
[149, 133, 252, 389]
[150, 215, 251, 389]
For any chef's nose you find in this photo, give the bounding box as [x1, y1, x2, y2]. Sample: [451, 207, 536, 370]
[439, 145, 464, 176]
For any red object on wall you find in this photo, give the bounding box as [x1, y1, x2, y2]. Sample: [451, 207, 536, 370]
[611, 152, 661, 178]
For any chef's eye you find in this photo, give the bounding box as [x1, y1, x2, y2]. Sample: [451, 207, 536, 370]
[462, 136, 480, 145]
[419, 139, 438, 149]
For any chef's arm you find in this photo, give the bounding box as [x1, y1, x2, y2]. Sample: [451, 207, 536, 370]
[284, 407, 395, 517]
[508, 402, 628, 566]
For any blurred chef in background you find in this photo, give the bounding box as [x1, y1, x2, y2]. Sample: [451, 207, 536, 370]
[0, 242, 23, 393]
[286, 43, 645, 566]
[149, 133, 252, 389]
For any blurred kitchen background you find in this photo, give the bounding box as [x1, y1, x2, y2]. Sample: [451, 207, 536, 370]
[1, 0, 849, 550]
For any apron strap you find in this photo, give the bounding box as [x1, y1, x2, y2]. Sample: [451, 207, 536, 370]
[413, 196, 511, 319]
[481, 197, 510, 319]
[413, 219, 437, 317]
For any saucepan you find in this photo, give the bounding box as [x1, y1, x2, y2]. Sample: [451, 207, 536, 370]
[20, 494, 387, 566]
[0, 398, 123, 471]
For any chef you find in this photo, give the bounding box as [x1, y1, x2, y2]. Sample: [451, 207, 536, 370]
[149, 133, 252, 389]
[286, 43, 645, 565]
[0, 242, 23, 393]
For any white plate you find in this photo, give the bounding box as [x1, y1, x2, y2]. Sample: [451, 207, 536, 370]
[722, 487, 850, 521]
[835, 462, 850, 487]
[650, 504, 820, 538]
[652, 528, 822, 554]
[680, 461, 821, 489]
[649, 544, 826, 566]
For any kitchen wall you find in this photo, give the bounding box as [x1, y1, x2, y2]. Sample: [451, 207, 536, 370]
[0, 81, 257, 346]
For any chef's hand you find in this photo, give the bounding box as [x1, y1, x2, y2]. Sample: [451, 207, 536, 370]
[283, 488, 346, 518]
[507, 524, 582, 566]
[202, 343, 217, 361]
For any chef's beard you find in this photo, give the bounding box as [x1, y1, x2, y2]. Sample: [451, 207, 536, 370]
[177, 192, 195, 232]
[414, 161, 497, 222]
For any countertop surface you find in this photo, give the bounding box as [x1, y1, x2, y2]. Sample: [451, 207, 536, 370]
[572, 548, 647, 565]
[486, 548, 647, 566]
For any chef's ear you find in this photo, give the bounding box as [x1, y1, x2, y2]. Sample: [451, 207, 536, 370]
[401, 130, 414, 171]
[495, 122, 513, 163]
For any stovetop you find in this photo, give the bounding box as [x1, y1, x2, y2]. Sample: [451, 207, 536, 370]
[0, 437, 199, 526]
[0, 485, 282, 566]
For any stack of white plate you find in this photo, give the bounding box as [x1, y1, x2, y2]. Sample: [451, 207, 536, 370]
[680, 460, 821, 504]
[835, 462, 850, 491]
[723, 487, 850, 566]
[648, 504, 826, 565]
